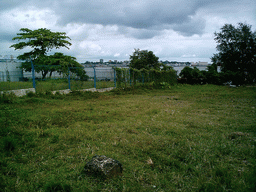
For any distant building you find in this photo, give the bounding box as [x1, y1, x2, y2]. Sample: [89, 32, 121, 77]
[198, 61, 208, 65]
[0, 60, 23, 82]
[100, 59, 103, 64]
[191, 61, 209, 66]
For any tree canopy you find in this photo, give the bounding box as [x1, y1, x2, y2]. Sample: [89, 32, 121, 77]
[212, 23, 256, 84]
[10, 28, 86, 79]
[179, 66, 193, 80]
[179, 66, 207, 84]
[129, 49, 160, 70]
[10, 28, 72, 60]
[20, 52, 87, 79]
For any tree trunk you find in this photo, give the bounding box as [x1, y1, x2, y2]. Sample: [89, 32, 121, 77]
[50, 71, 53, 78]
[42, 71, 48, 79]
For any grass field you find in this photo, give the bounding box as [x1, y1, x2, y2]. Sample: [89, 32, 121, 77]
[0, 84, 255, 191]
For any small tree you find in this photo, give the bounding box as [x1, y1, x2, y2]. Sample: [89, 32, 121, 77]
[212, 23, 256, 84]
[205, 63, 220, 84]
[10, 28, 71, 60]
[179, 66, 193, 81]
[10, 28, 80, 79]
[129, 49, 160, 70]
[179, 66, 204, 84]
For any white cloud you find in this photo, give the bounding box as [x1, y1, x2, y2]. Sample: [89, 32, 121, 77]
[79, 41, 102, 53]
[182, 54, 196, 58]
[114, 53, 120, 57]
[0, 7, 57, 32]
[0, 0, 255, 63]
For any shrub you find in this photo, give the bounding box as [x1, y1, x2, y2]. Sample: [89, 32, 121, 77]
[115, 67, 177, 88]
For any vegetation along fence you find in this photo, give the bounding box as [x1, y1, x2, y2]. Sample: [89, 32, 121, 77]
[0, 63, 116, 92]
[115, 67, 177, 89]
[0, 64, 177, 93]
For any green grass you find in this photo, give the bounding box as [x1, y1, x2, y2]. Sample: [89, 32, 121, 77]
[0, 84, 255, 191]
[0, 79, 115, 92]
[0, 81, 33, 91]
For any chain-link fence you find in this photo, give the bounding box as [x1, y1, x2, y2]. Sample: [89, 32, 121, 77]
[115, 67, 177, 88]
[0, 63, 116, 92]
[1, 61, 177, 93]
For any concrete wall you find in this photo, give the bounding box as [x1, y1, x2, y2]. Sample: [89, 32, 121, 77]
[1, 87, 115, 97]
[0, 88, 36, 97]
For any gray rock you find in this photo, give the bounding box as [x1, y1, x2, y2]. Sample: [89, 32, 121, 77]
[83, 155, 122, 178]
[0, 88, 35, 97]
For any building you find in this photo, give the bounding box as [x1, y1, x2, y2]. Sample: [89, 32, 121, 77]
[191, 61, 209, 66]
[0, 59, 23, 82]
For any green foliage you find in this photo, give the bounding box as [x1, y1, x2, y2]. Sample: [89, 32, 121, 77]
[116, 67, 130, 88]
[179, 66, 204, 84]
[10, 28, 71, 60]
[32, 53, 87, 79]
[179, 62, 251, 85]
[10, 28, 86, 79]
[129, 49, 160, 70]
[204, 63, 221, 84]
[212, 23, 256, 84]
[219, 70, 244, 86]
[115, 67, 177, 88]
[179, 66, 193, 80]
[0, 78, 112, 93]
[0, 92, 18, 104]
[20, 53, 87, 80]
[0, 81, 33, 92]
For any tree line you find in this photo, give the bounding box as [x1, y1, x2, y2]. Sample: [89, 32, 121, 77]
[179, 23, 256, 85]
[10, 22, 256, 85]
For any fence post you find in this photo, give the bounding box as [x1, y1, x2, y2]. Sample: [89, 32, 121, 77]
[30, 57, 36, 89]
[114, 67, 116, 88]
[68, 67, 71, 90]
[93, 66, 96, 88]
[129, 69, 131, 86]
[6, 70, 10, 82]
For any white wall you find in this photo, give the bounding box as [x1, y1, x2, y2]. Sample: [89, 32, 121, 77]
[0, 61, 23, 81]
[0, 61, 21, 71]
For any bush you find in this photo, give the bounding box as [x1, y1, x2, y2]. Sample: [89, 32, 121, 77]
[115, 67, 177, 88]
[179, 66, 205, 84]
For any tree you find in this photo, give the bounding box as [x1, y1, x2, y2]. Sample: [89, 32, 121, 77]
[10, 28, 71, 60]
[48, 53, 87, 80]
[179, 66, 204, 84]
[212, 23, 256, 84]
[179, 66, 193, 81]
[129, 49, 160, 70]
[205, 63, 220, 84]
[10, 28, 80, 79]
[20, 52, 87, 79]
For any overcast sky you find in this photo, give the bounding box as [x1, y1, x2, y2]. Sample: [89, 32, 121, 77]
[0, 0, 255, 63]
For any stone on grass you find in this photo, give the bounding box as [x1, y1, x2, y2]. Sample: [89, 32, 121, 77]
[83, 155, 122, 179]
